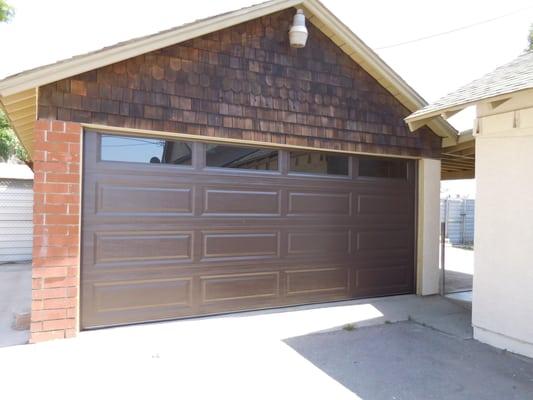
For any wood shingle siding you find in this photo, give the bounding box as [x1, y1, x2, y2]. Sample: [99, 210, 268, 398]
[37, 9, 441, 158]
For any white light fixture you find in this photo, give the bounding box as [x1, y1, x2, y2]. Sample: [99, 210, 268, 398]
[289, 9, 308, 48]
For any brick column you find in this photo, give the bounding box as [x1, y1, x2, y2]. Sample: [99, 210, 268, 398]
[31, 119, 82, 343]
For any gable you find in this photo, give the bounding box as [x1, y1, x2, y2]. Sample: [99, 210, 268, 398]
[37, 9, 441, 158]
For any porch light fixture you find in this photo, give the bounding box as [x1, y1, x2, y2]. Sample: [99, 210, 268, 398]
[289, 9, 308, 48]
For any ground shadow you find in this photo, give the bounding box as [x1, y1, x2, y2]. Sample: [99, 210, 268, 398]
[284, 321, 533, 400]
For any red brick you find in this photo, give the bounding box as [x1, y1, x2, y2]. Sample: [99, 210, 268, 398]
[32, 266, 68, 277]
[32, 278, 43, 290]
[31, 119, 82, 342]
[34, 247, 70, 258]
[42, 318, 75, 331]
[33, 287, 67, 300]
[69, 142, 80, 153]
[41, 141, 69, 153]
[31, 300, 43, 310]
[66, 308, 77, 319]
[68, 204, 80, 215]
[68, 183, 80, 194]
[33, 150, 47, 162]
[33, 172, 45, 183]
[47, 132, 80, 143]
[35, 119, 51, 130]
[46, 151, 78, 162]
[33, 257, 78, 267]
[43, 277, 77, 289]
[51, 120, 66, 132]
[46, 193, 79, 204]
[34, 161, 68, 173]
[31, 322, 43, 332]
[34, 235, 78, 247]
[32, 309, 67, 321]
[34, 182, 70, 194]
[34, 225, 70, 235]
[34, 203, 68, 214]
[45, 214, 79, 225]
[65, 122, 82, 134]
[30, 330, 65, 343]
[46, 173, 80, 183]
[43, 298, 76, 310]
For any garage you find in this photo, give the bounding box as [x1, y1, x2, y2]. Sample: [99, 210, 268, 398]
[81, 131, 416, 328]
[0, 1, 454, 341]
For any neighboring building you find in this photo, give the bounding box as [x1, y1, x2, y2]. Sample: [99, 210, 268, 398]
[407, 50, 533, 358]
[0, 0, 459, 342]
[0, 163, 33, 263]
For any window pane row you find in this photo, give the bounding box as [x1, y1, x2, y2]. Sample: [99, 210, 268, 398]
[99, 134, 406, 179]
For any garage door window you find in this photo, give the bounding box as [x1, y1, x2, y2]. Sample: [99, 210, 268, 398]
[358, 157, 407, 179]
[289, 151, 349, 176]
[206, 144, 279, 171]
[100, 134, 193, 165]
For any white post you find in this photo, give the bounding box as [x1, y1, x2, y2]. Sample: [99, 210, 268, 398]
[416, 158, 441, 295]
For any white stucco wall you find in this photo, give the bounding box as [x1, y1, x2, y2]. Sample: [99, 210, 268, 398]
[473, 90, 533, 358]
[417, 158, 441, 296]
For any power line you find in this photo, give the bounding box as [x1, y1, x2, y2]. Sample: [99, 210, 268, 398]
[376, 6, 533, 50]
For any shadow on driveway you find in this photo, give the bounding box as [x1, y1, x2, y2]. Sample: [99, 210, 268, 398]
[285, 321, 533, 400]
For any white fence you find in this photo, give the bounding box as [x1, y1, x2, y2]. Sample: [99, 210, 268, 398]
[0, 179, 33, 263]
[440, 198, 475, 246]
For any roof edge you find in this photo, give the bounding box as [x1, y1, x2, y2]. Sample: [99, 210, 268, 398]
[0, 0, 301, 97]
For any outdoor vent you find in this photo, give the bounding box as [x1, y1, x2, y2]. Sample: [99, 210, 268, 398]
[289, 9, 308, 48]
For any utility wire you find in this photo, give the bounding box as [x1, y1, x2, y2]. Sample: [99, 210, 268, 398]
[376, 6, 533, 50]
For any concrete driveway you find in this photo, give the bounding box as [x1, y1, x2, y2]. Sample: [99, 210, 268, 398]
[443, 244, 474, 293]
[0, 263, 31, 347]
[0, 295, 531, 400]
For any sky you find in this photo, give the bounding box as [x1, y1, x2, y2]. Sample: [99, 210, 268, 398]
[1, 0, 532, 197]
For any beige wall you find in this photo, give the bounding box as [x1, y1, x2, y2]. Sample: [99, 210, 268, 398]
[417, 158, 441, 296]
[473, 89, 533, 358]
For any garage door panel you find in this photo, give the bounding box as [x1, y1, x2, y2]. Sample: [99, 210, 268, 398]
[94, 231, 193, 263]
[201, 231, 280, 261]
[287, 191, 351, 216]
[286, 267, 349, 296]
[200, 272, 280, 304]
[287, 229, 351, 256]
[356, 194, 411, 216]
[96, 183, 194, 215]
[202, 188, 281, 216]
[91, 278, 193, 312]
[356, 230, 410, 251]
[81, 131, 415, 329]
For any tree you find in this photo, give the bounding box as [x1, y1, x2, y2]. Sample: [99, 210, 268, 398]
[0, 110, 28, 162]
[0, 0, 14, 22]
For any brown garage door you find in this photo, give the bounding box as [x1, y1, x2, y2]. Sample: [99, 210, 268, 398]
[81, 131, 416, 329]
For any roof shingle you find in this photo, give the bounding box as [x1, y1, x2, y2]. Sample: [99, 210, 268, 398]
[407, 51, 533, 122]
